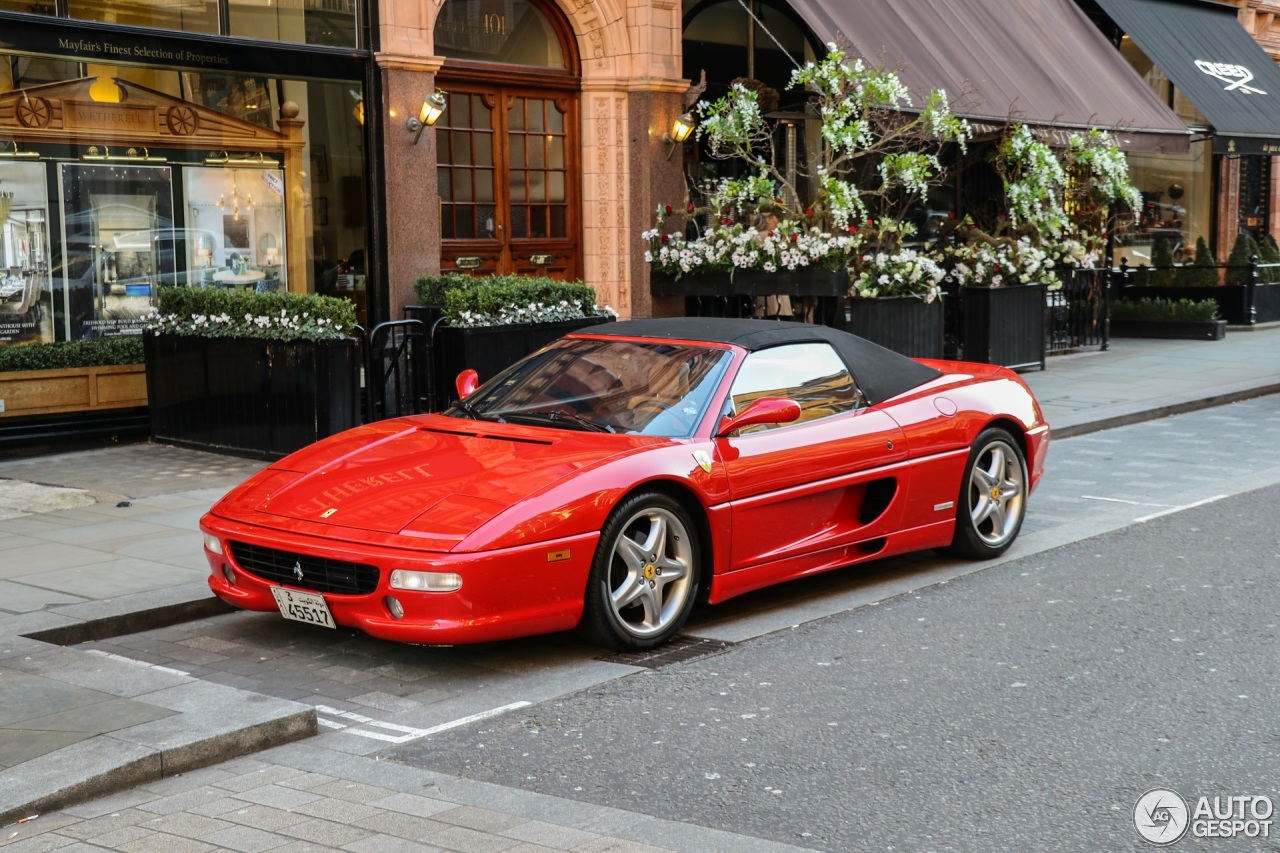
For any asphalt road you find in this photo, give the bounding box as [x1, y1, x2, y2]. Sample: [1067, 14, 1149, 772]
[383, 482, 1280, 853]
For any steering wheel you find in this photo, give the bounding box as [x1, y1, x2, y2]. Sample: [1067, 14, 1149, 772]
[628, 394, 696, 434]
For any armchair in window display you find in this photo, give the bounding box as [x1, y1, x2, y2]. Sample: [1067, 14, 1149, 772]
[0, 205, 49, 322]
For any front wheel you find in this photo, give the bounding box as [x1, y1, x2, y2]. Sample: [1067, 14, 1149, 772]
[579, 492, 700, 650]
[949, 428, 1028, 559]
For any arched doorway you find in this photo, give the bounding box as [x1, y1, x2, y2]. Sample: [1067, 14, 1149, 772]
[434, 0, 581, 280]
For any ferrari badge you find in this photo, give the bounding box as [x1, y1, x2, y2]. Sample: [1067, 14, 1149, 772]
[692, 450, 713, 473]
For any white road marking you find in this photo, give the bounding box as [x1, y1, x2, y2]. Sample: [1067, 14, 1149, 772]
[314, 701, 533, 744]
[84, 649, 190, 676]
[1080, 495, 1174, 508]
[1134, 495, 1229, 523]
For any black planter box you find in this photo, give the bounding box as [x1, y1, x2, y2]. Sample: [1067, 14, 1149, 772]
[843, 295, 944, 359]
[431, 315, 615, 411]
[1119, 282, 1280, 325]
[961, 284, 1047, 371]
[650, 269, 849, 298]
[1109, 319, 1227, 340]
[144, 333, 361, 459]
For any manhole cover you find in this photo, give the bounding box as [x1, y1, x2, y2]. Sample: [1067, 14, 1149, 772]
[596, 635, 734, 669]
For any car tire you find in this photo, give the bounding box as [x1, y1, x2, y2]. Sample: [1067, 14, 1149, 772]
[579, 491, 700, 650]
[949, 427, 1028, 559]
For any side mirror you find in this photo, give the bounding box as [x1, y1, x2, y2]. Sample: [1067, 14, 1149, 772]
[716, 397, 801, 436]
[455, 369, 479, 400]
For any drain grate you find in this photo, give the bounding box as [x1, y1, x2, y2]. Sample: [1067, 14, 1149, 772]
[596, 635, 734, 669]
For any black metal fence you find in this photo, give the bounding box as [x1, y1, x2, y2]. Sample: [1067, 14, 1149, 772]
[1111, 255, 1280, 326]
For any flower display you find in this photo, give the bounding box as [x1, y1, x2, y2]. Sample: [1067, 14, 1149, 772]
[452, 301, 617, 329]
[851, 248, 946, 302]
[943, 237, 1060, 290]
[643, 216, 857, 278]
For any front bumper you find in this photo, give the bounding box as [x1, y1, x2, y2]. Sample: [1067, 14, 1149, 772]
[201, 514, 599, 644]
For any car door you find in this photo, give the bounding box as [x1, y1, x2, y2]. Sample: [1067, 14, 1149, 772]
[714, 342, 909, 571]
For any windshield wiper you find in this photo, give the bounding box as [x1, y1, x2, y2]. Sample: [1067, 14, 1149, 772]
[504, 410, 615, 433]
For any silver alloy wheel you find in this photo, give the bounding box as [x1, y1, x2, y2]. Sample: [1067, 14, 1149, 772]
[606, 506, 695, 639]
[967, 436, 1026, 548]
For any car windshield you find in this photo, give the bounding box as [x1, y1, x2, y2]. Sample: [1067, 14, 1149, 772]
[447, 337, 733, 437]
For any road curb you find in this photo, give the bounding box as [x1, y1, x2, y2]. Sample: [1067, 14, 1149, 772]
[1049, 382, 1280, 438]
[0, 697, 316, 826]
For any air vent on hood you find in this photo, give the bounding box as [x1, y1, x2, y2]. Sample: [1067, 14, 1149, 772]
[418, 426, 552, 446]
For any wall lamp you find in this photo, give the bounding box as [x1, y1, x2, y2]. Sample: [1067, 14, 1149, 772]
[663, 112, 696, 159]
[407, 90, 448, 144]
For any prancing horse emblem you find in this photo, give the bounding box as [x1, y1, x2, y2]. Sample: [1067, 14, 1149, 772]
[293, 561, 304, 581]
[692, 450, 713, 473]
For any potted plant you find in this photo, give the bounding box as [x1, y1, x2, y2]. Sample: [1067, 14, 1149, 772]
[1110, 296, 1226, 340]
[143, 286, 359, 458]
[942, 226, 1053, 370]
[846, 242, 947, 357]
[0, 337, 146, 419]
[420, 274, 615, 410]
[949, 124, 1142, 367]
[645, 44, 969, 341]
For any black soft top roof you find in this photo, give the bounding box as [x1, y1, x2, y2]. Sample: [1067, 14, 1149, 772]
[577, 318, 944, 404]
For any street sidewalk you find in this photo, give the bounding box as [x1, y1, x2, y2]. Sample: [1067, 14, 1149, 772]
[0, 328, 1277, 846]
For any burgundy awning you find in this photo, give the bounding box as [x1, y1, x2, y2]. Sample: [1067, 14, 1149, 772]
[783, 0, 1191, 153]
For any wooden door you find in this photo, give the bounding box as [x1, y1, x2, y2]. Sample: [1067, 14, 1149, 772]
[438, 86, 580, 280]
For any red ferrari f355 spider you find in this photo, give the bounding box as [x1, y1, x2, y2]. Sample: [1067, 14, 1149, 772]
[201, 318, 1049, 650]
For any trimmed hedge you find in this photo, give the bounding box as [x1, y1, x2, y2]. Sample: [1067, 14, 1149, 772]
[1111, 297, 1220, 323]
[152, 286, 356, 340]
[0, 336, 145, 372]
[412, 274, 602, 326]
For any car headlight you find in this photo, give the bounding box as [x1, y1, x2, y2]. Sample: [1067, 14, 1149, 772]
[389, 570, 462, 592]
[203, 533, 224, 555]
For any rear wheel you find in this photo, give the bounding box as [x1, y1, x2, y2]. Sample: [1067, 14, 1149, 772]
[579, 492, 700, 650]
[949, 428, 1027, 559]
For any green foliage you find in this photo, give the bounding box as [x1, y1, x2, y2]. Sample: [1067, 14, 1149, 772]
[1174, 236, 1219, 286]
[411, 273, 475, 306]
[436, 275, 605, 326]
[1259, 234, 1280, 284]
[1111, 297, 1220, 323]
[0, 336, 144, 373]
[1147, 238, 1177, 286]
[150, 287, 356, 340]
[1224, 233, 1259, 286]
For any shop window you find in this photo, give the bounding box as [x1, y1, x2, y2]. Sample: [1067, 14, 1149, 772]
[1114, 139, 1213, 266]
[67, 0, 219, 34]
[0, 52, 369, 346]
[435, 0, 565, 68]
[228, 0, 357, 47]
[0, 162, 52, 347]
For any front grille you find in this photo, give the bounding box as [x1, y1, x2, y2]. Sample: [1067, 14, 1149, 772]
[229, 541, 379, 595]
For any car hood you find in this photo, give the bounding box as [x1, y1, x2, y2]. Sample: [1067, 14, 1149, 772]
[250, 419, 650, 539]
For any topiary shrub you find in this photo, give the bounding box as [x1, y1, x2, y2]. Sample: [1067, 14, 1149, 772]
[1259, 234, 1280, 283]
[1224, 233, 1259, 286]
[1174, 236, 1219, 286]
[0, 337, 145, 372]
[1148, 237, 1177, 286]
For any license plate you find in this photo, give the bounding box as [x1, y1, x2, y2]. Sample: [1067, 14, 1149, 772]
[270, 587, 336, 629]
